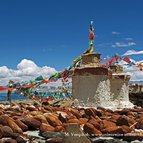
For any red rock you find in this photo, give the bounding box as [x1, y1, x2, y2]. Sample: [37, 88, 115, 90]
[85, 108, 97, 118]
[7, 118, 23, 133]
[34, 114, 48, 124]
[88, 117, 101, 130]
[29, 111, 40, 116]
[40, 123, 55, 132]
[102, 126, 123, 134]
[4, 139, 17, 143]
[44, 105, 53, 112]
[83, 123, 102, 136]
[0, 128, 3, 138]
[55, 126, 65, 132]
[79, 118, 88, 125]
[100, 120, 116, 130]
[68, 118, 79, 124]
[120, 125, 132, 133]
[69, 108, 81, 119]
[116, 115, 136, 127]
[22, 116, 41, 129]
[0, 115, 23, 133]
[15, 119, 28, 131]
[1, 126, 13, 137]
[16, 135, 29, 143]
[0, 107, 4, 114]
[44, 113, 62, 127]
[26, 105, 38, 111]
[135, 120, 143, 129]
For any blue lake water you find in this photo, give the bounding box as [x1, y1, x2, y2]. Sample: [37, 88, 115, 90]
[0, 92, 28, 101]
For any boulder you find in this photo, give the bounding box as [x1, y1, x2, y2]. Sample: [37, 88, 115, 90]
[16, 135, 29, 143]
[3, 139, 17, 143]
[40, 123, 55, 132]
[68, 118, 79, 124]
[100, 120, 116, 130]
[0, 115, 23, 133]
[26, 105, 38, 111]
[1, 126, 13, 137]
[55, 126, 65, 132]
[88, 117, 101, 130]
[34, 114, 48, 124]
[70, 108, 81, 119]
[15, 119, 28, 131]
[120, 125, 132, 134]
[44, 113, 62, 127]
[83, 123, 102, 136]
[21, 115, 41, 129]
[0, 128, 3, 138]
[79, 118, 88, 125]
[116, 115, 136, 127]
[123, 132, 143, 141]
[102, 126, 123, 134]
[58, 113, 67, 123]
[135, 120, 143, 129]
[85, 108, 97, 118]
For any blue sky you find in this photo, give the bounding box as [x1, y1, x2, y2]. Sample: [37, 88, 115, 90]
[0, 0, 143, 71]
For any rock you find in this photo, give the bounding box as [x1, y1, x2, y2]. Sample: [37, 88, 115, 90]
[58, 113, 67, 123]
[135, 120, 143, 129]
[100, 120, 116, 130]
[26, 105, 38, 111]
[29, 111, 40, 116]
[68, 118, 79, 124]
[116, 109, 130, 115]
[116, 115, 136, 127]
[0, 107, 4, 114]
[44, 105, 54, 112]
[102, 126, 123, 134]
[110, 114, 121, 123]
[34, 114, 48, 124]
[123, 132, 143, 141]
[3, 139, 17, 143]
[22, 115, 41, 129]
[16, 135, 29, 143]
[40, 123, 55, 132]
[6, 117, 23, 133]
[46, 138, 63, 143]
[70, 108, 81, 118]
[41, 131, 65, 139]
[1, 126, 13, 137]
[0, 128, 3, 138]
[15, 119, 28, 131]
[63, 123, 91, 143]
[120, 125, 132, 133]
[85, 108, 97, 118]
[44, 113, 62, 127]
[0, 115, 23, 133]
[88, 117, 101, 130]
[83, 123, 102, 136]
[79, 118, 88, 125]
[55, 126, 65, 132]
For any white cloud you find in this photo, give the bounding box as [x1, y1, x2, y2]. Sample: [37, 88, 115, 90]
[119, 60, 143, 81]
[123, 50, 143, 56]
[125, 38, 133, 41]
[112, 31, 120, 35]
[112, 42, 136, 47]
[0, 59, 57, 86]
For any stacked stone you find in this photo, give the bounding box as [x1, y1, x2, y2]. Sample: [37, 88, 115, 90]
[0, 102, 143, 142]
